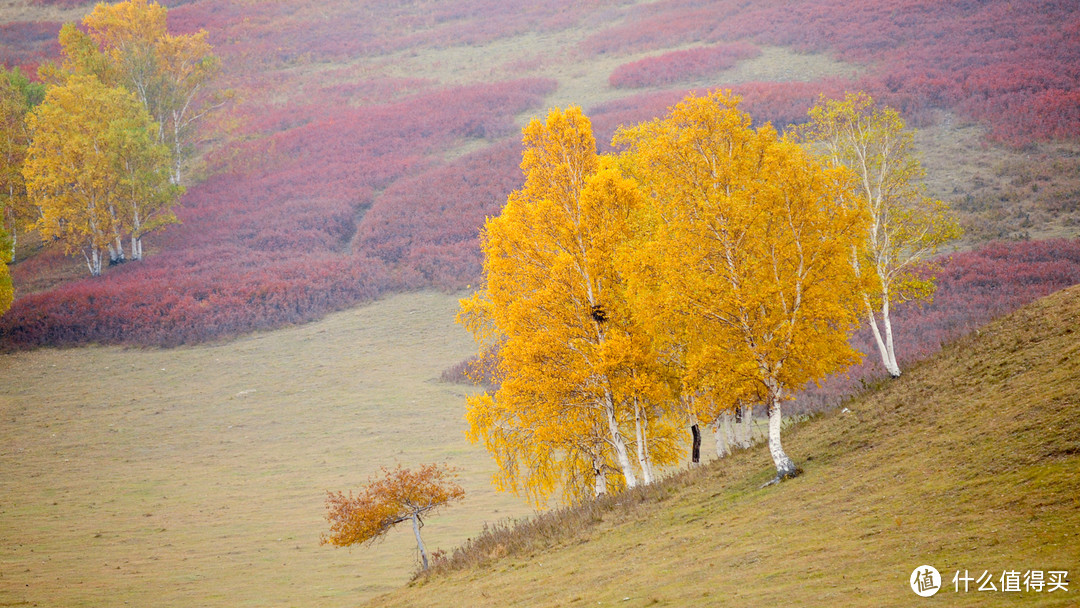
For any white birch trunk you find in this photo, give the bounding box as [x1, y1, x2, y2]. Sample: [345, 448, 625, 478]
[84, 248, 102, 276]
[593, 455, 607, 497]
[733, 405, 751, 448]
[741, 404, 754, 447]
[634, 401, 654, 484]
[865, 296, 902, 378]
[765, 385, 798, 481]
[724, 410, 737, 452]
[410, 513, 429, 571]
[603, 391, 637, 489]
[713, 413, 730, 458]
[881, 296, 900, 376]
[112, 237, 126, 264]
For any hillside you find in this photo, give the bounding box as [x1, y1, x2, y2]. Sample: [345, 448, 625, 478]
[368, 285, 1080, 608]
[3, 0, 1080, 348]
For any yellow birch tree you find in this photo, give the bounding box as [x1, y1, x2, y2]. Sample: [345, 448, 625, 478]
[0, 69, 42, 263]
[803, 92, 961, 378]
[45, 0, 221, 185]
[460, 107, 679, 504]
[24, 75, 175, 275]
[617, 91, 867, 484]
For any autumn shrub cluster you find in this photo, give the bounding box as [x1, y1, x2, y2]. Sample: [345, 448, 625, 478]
[0, 22, 59, 76]
[608, 42, 760, 89]
[583, 0, 1080, 144]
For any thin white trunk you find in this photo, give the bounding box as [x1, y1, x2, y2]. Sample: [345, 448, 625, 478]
[734, 406, 743, 449]
[865, 296, 902, 378]
[84, 248, 102, 276]
[603, 391, 637, 489]
[593, 455, 607, 497]
[411, 513, 429, 571]
[724, 410, 737, 452]
[766, 385, 798, 481]
[881, 296, 900, 376]
[111, 237, 126, 264]
[634, 401, 654, 484]
[713, 413, 730, 458]
[733, 405, 750, 449]
[131, 235, 143, 261]
[741, 404, 754, 447]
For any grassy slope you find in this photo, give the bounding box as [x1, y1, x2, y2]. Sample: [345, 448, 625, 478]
[0, 291, 533, 607]
[369, 285, 1080, 608]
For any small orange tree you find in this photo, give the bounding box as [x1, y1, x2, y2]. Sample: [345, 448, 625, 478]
[322, 463, 464, 571]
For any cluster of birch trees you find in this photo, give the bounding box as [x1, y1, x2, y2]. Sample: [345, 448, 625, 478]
[460, 90, 958, 503]
[0, 0, 220, 278]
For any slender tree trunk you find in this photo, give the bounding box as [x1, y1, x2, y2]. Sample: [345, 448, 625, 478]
[741, 404, 754, 447]
[881, 296, 900, 376]
[603, 391, 637, 489]
[84, 247, 102, 276]
[131, 208, 143, 261]
[724, 410, 738, 452]
[109, 237, 126, 265]
[411, 513, 429, 571]
[865, 296, 901, 378]
[593, 454, 607, 497]
[171, 117, 183, 185]
[7, 218, 15, 263]
[733, 405, 744, 447]
[634, 400, 654, 484]
[690, 423, 701, 465]
[764, 383, 798, 484]
[713, 413, 730, 458]
[734, 404, 752, 448]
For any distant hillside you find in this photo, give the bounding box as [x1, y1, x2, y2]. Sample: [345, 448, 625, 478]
[369, 284, 1080, 608]
[2, 0, 1080, 348]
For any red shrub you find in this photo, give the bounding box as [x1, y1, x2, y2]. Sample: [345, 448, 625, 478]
[581, 0, 1080, 145]
[0, 22, 61, 73]
[608, 42, 760, 89]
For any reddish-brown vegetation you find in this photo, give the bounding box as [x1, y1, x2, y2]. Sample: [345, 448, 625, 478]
[582, 0, 1080, 143]
[608, 42, 760, 89]
[0, 22, 60, 76]
[1, 0, 1078, 349]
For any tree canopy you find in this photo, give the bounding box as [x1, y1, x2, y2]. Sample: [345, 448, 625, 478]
[323, 464, 465, 571]
[463, 92, 871, 498]
[802, 92, 961, 377]
[24, 75, 178, 275]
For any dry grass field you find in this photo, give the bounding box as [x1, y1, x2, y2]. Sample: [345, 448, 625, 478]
[0, 291, 533, 607]
[369, 286, 1080, 608]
